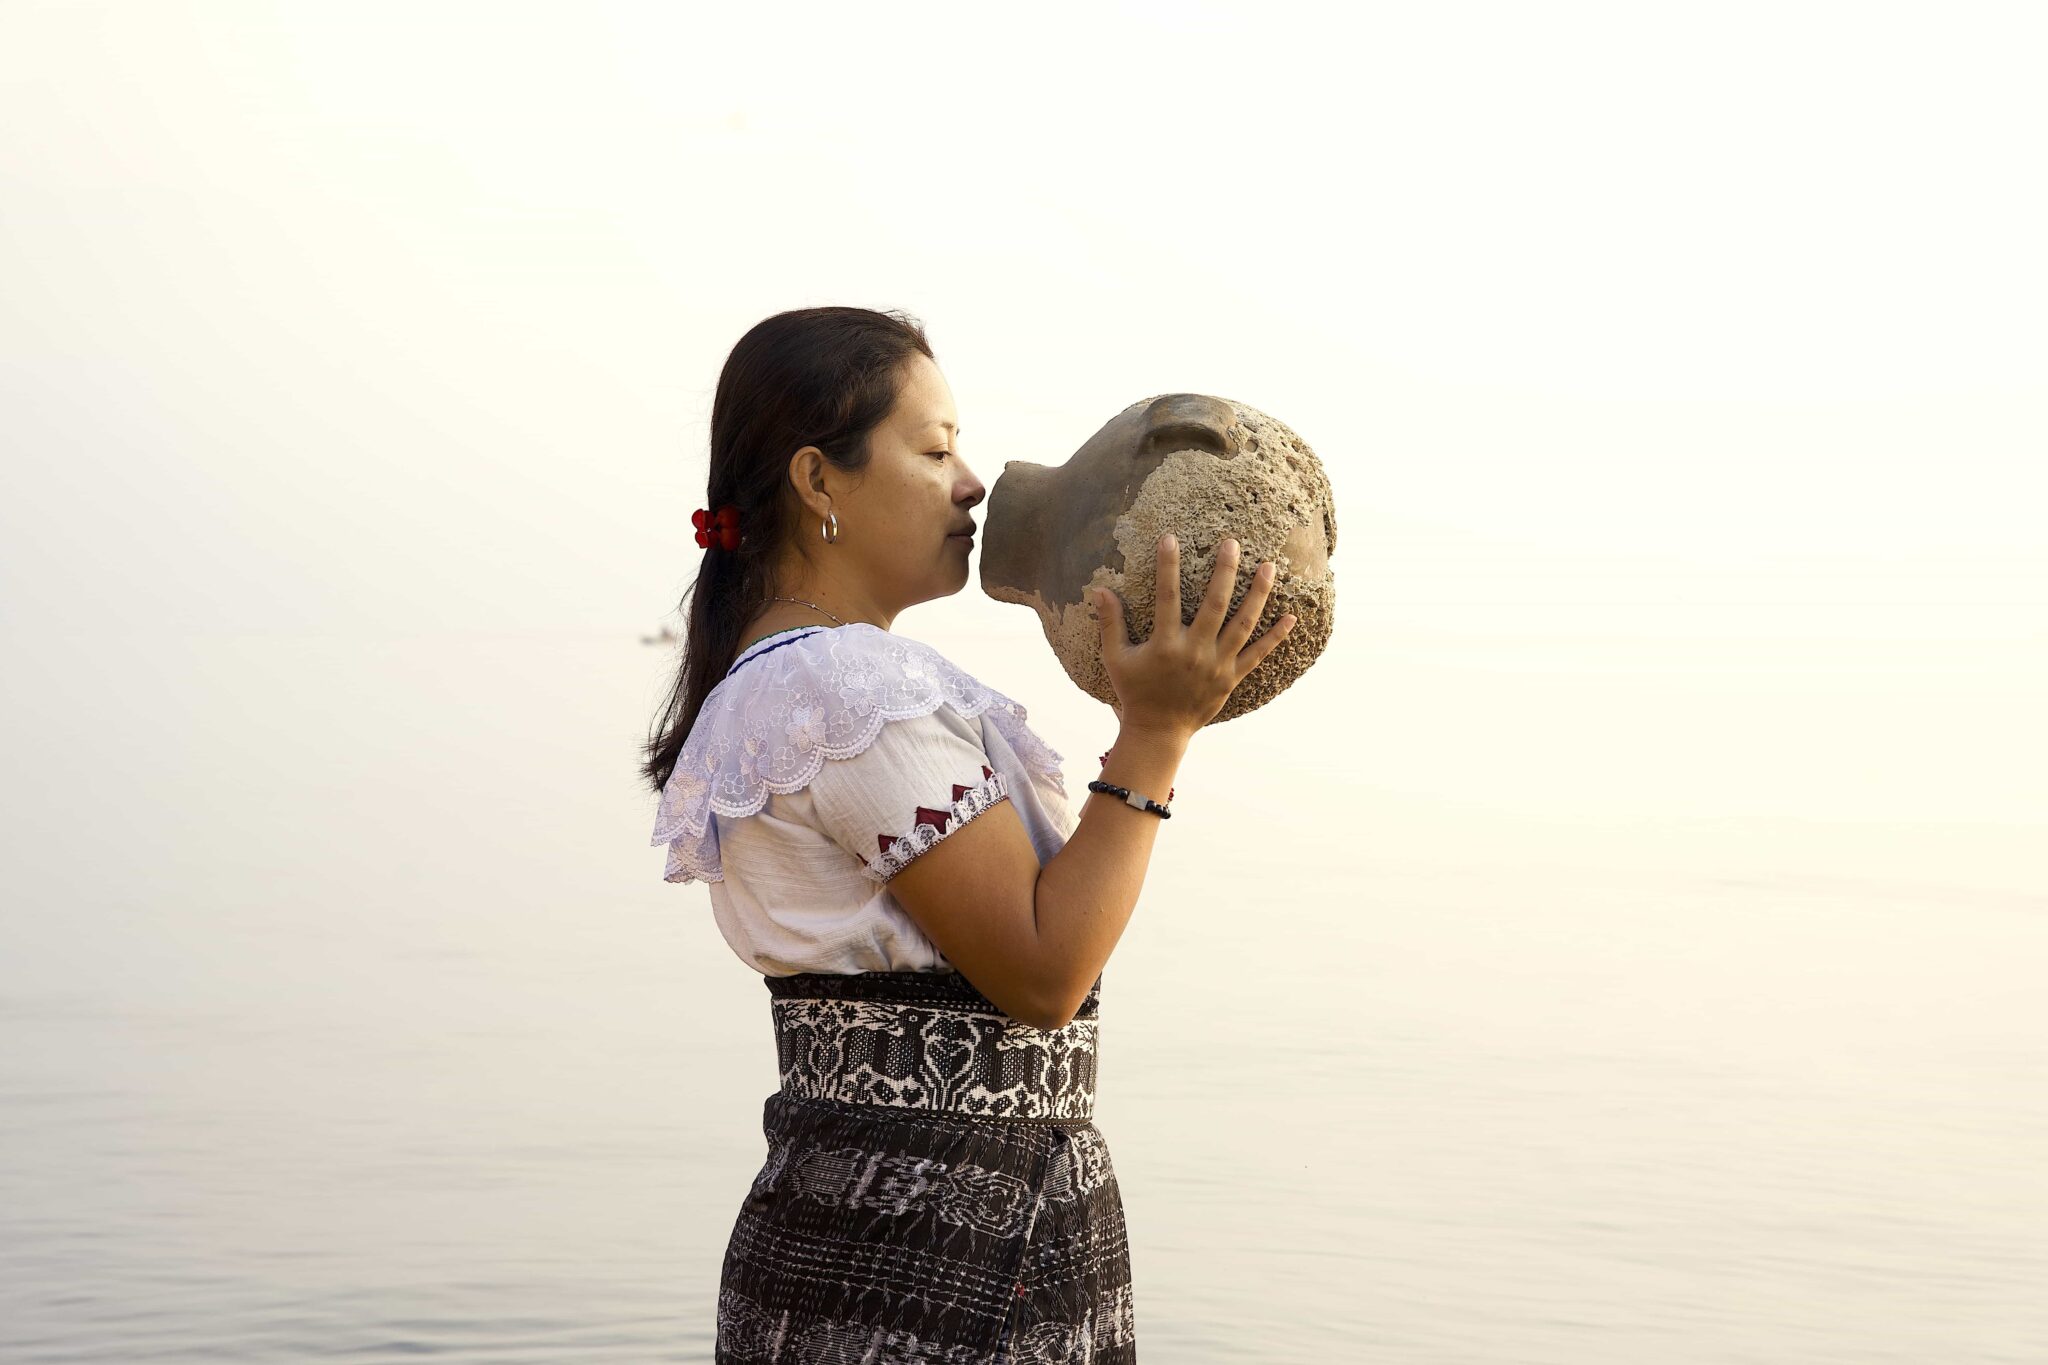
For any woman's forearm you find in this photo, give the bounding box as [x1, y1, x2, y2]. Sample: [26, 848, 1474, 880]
[1029, 721, 1191, 1025]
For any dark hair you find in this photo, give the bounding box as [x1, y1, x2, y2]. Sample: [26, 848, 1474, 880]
[640, 306, 935, 795]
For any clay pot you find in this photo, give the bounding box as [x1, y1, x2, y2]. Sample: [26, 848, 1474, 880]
[979, 393, 1335, 724]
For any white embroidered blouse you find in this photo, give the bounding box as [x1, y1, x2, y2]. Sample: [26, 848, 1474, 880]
[650, 622, 1078, 976]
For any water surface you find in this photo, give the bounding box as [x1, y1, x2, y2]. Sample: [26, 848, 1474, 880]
[2, 634, 2040, 1363]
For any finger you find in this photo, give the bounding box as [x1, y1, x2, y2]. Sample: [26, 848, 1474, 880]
[1191, 537, 1241, 639]
[1235, 611, 1297, 677]
[1154, 533, 1182, 636]
[1221, 559, 1278, 652]
[1093, 587, 1122, 653]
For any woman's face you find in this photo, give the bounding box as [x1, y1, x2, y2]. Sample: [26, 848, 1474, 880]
[789, 352, 987, 618]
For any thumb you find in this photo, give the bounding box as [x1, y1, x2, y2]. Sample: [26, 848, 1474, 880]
[1093, 588, 1121, 650]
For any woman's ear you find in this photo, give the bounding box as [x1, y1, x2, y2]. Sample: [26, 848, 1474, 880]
[787, 445, 830, 515]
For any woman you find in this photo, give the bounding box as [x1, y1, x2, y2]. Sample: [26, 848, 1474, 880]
[643, 306, 1295, 1362]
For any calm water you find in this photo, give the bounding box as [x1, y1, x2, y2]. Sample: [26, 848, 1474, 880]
[2, 634, 2042, 1363]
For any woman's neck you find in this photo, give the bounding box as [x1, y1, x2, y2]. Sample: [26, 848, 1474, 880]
[739, 600, 864, 655]
[738, 622, 827, 654]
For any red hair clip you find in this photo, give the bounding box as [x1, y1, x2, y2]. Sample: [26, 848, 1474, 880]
[693, 504, 742, 551]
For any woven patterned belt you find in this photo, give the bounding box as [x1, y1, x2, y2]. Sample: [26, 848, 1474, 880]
[764, 969, 1100, 1122]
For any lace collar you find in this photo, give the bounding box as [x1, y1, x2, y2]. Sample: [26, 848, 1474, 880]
[651, 622, 1066, 884]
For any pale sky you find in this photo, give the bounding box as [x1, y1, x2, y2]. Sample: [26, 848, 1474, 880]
[3, 0, 2042, 890]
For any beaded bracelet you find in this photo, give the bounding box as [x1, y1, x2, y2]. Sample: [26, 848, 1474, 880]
[1086, 779, 1172, 818]
[1098, 751, 1174, 804]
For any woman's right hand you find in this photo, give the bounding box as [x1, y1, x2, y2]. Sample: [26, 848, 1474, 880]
[1091, 533, 1296, 738]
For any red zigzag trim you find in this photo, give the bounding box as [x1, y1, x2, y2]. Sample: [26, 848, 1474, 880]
[876, 765, 996, 856]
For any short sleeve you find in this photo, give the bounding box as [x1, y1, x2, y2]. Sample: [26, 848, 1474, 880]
[799, 703, 1013, 884]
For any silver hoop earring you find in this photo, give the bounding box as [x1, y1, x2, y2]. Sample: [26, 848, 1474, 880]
[822, 512, 839, 545]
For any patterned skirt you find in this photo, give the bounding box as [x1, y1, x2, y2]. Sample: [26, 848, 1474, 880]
[715, 968, 1137, 1364]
